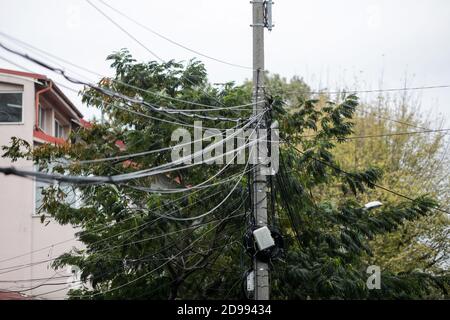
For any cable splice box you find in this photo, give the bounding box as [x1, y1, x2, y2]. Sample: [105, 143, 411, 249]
[253, 226, 275, 251]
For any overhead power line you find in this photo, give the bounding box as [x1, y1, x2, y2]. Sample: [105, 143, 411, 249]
[358, 110, 430, 131]
[0, 55, 259, 152]
[0, 204, 244, 275]
[0, 185, 247, 272]
[51, 77, 256, 130]
[285, 140, 450, 215]
[0, 111, 265, 185]
[307, 85, 450, 95]
[95, 0, 254, 70]
[85, 0, 228, 109]
[154, 119, 258, 221]
[0, 172, 250, 272]
[0, 31, 258, 110]
[0, 181, 224, 265]
[0, 276, 70, 283]
[0, 124, 256, 272]
[87, 0, 164, 61]
[0, 115, 260, 268]
[0, 42, 249, 123]
[27, 196, 246, 299]
[3, 31, 449, 110]
[0, 162, 246, 266]
[0, 49, 442, 144]
[298, 128, 450, 141]
[80, 205, 240, 299]
[273, 85, 450, 96]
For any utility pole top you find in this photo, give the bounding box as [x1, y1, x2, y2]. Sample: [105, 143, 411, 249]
[250, 1, 275, 31]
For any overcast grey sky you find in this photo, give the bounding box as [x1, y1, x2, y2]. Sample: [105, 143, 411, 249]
[0, 0, 449, 123]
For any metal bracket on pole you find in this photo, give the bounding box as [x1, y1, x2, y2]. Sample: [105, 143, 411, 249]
[250, 1, 274, 31]
[264, 0, 274, 31]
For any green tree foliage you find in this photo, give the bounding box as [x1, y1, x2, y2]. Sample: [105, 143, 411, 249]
[2, 53, 448, 299]
[330, 94, 449, 278]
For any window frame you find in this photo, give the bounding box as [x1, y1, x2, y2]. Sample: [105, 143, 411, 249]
[0, 90, 24, 124]
[54, 118, 65, 138]
[38, 103, 45, 131]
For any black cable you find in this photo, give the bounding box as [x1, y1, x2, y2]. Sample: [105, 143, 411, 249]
[358, 109, 430, 131]
[8, 205, 245, 297]
[297, 128, 450, 141]
[85, 0, 228, 109]
[86, 0, 162, 60]
[0, 190, 246, 277]
[274, 85, 450, 96]
[95, 0, 254, 71]
[266, 107, 277, 227]
[275, 154, 303, 247]
[284, 140, 450, 215]
[0, 31, 256, 110]
[0, 42, 243, 122]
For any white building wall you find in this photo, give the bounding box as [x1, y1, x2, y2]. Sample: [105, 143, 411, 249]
[0, 73, 81, 299]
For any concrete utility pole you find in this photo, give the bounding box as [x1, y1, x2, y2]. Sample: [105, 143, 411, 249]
[251, 0, 271, 300]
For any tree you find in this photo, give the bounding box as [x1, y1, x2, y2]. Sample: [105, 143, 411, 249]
[2, 52, 448, 299]
[330, 93, 449, 278]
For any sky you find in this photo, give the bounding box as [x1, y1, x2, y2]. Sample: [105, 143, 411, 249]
[0, 0, 449, 124]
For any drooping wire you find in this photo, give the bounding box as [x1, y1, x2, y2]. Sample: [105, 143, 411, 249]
[0, 190, 246, 274]
[274, 85, 450, 97]
[0, 135, 258, 266]
[0, 187, 203, 265]
[0, 112, 265, 185]
[0, 126, 261, 267]
[0, 42, 246, 122]
[52, 78, 255, 131]
[95, 0, 254, 71]
[284, 140, 450, 215]
[0, 31, 258, 110]
[296, 128, 450, 142]
[153, 114, 263, 221]
[33, 196, 248, 299]
[85, 0, 227, 109]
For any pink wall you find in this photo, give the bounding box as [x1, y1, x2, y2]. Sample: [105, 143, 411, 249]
[0, 73, 81, 299]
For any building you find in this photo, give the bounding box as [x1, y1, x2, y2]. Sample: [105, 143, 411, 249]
[0, 68, 84, 299]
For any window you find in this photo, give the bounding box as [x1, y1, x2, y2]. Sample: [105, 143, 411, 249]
[54, 119, 65, 138]
[0, 92, 23, 123]
[38, 104, 45, 130]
